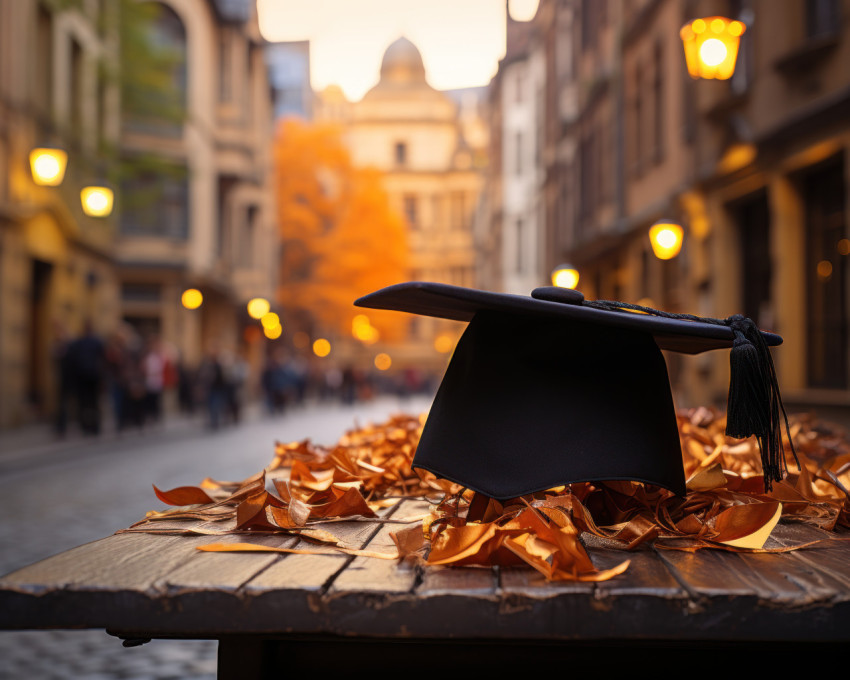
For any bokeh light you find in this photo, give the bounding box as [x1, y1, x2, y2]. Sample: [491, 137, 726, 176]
[434, 334, 454, 353]
[261, 312, 280, 330]
[313, 338, 331, 357]
[247, 298, 271, 319]
[181, 288, 203, 310]
[264, 324, 283, 339]
[374, 353, 392, 371]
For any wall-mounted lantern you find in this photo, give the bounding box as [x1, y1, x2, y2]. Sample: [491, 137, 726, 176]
[551, 264, 580, 289]
[80, 185, 114, 217]
[680, 17, 745, 80]
[649, 220, 684, 260]
[29, 147, 68, 186]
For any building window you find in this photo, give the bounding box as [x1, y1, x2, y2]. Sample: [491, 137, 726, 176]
[395, 141, 407, 166]
[733, 190, 772, 328]
[805, 0, 840, 39]
[803, 156, 848, 389]
[35, 5, 52, 114]
[652, 41, 664, 165]
[123, 3, 187, 137]
[240, 205, 258, 267]
[630, 61, 643, 177]
[219, 30, 232, 102]
[121, 283, 162, 303]
[70, 37, 84, 136]
[403, 194, 418, 227]
[120, 167, 189, 239]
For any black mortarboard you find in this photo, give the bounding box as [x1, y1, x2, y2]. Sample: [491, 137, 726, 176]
[355, 282, 795, 500]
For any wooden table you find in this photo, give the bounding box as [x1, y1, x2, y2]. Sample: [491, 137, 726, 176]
[2, 498, 848, 675]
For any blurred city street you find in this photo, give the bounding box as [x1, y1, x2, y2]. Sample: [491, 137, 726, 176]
[0, 394, 431, 679]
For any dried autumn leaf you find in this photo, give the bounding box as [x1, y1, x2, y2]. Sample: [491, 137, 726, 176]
[153, 485, 215, 506]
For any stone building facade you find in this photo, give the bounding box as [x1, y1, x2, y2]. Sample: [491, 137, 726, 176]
[317, 37, 486, 368]
[0, 0, 277, 427]
[483, 0, 849, 420]
[117, 0, 277, 370]
[0, 0, 122, 427]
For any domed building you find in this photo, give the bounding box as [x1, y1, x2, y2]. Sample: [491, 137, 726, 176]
[318, 37, 485, 369]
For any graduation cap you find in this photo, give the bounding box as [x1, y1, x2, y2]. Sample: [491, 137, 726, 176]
[355, 282, 796, 500]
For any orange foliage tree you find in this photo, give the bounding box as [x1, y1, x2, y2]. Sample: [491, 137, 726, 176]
[273, 118, 408, 342]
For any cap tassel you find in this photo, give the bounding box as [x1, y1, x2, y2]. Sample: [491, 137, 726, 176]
[583, 299, 798, 490]
[724, 315, 798, 490]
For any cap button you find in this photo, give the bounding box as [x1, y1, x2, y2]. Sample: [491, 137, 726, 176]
[531, 286, 585, 305]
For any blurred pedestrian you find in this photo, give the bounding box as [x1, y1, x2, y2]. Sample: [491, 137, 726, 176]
[198, 345, 227, 430]
[142, 337, 166, 425]
[67, 320, 105, 435]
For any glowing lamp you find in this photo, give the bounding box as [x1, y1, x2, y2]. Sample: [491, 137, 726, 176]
[181, 288, 203, 309]
[80, 185, 114, 217]
[29, 147, 68, 186]
[374, 353, 392, 371]
[551, 264, 580, 290]
[649, 220, 684, 260]
[313, 338, 331, 357]
[247, 298, 271, 319]
[680, 17, 746, 80]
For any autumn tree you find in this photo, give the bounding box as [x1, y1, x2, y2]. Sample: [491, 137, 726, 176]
[274, 118, 409, 343]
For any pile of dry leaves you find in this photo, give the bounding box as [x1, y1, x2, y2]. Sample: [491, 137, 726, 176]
[126, 409, 850, 582]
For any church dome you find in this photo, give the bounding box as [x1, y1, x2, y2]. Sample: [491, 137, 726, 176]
[380, 37, 426, 84]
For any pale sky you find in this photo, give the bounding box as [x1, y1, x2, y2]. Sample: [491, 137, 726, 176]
[257, 0, 540, 100]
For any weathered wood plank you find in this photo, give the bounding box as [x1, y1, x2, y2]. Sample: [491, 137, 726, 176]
[770, 523, 850, 592]
[327, 500, 428, 594]
[0, 533, 200, 592]
[243, 517, 392, 593]
[156, 534, 297, 593]
[583, 534, 684, 598]
[417, 565, 496, 597]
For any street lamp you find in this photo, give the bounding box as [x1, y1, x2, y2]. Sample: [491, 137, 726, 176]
[680, 17, 746, 80]
[29, 147, 68, 186]
[551, 264, 580, 289]
[649, 220, 684, 260]
[80, 185, 114, 217]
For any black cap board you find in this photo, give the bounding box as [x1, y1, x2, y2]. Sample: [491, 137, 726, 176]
[355, 282, 795, 500]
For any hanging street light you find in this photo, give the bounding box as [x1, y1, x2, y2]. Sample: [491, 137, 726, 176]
[680, 17, 746, 80]
[80, 185, 114, 217]
[551, 264, 580, 290]
[649, 220, 684, 260]
[29, 147, 68, 186]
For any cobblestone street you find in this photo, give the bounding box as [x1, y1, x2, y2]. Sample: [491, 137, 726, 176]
[0, 396, 430, 679]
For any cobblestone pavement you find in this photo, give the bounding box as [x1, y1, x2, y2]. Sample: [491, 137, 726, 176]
[0, 395, 431, 680]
